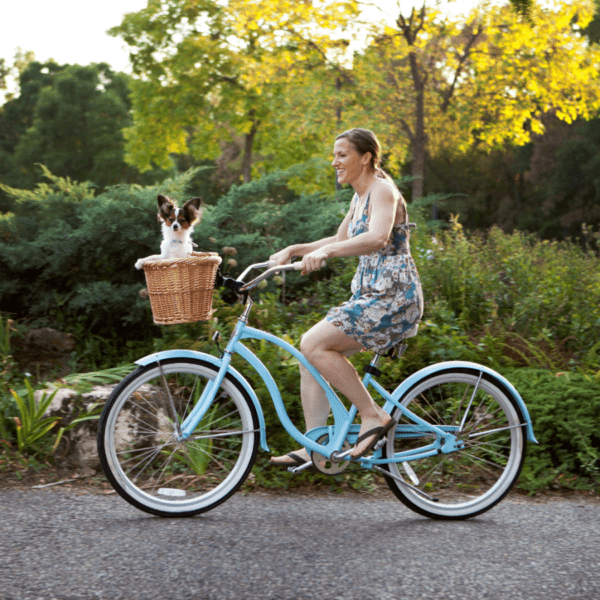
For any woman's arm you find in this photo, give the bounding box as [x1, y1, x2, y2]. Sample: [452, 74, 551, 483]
[269, 199, 353, 265]
[300, 181, 397, 273]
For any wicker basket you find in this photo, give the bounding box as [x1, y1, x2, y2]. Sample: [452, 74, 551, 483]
[142, 253, 222, 324]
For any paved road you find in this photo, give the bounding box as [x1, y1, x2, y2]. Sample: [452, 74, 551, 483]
[0, 488, 598, 600]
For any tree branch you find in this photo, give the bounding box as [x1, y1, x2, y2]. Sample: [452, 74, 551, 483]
[441, 25, 484, 113]
[399, 118, 415, 145]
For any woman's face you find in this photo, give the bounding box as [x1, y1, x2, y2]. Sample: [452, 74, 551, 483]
[332, 138, 371, 186]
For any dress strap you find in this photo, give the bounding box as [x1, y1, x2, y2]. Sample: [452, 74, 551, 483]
[349, 193, 358, 222]
[350, 192, 370, 226]
[364, 192, 371, 215]
[399, 194, 410, 226]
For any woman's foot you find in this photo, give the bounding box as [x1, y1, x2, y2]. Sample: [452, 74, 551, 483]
[350, 416, 397, 459]
[269, 449, 311, 467]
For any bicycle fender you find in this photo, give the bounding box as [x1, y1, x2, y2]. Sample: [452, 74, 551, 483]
[135, 350, 269, 452]
[385, 360, 537, 443]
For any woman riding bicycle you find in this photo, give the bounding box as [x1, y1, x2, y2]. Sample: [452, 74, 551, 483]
[269, 128, 424, 466]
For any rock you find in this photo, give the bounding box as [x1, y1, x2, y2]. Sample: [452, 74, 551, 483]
[37, 384, 116, 470]
[12, 328, 76, 381]
[38, 383, 171, 471]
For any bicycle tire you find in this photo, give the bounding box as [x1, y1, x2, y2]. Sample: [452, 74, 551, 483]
[97, 358, 260, 517]
[382, 367, 527, 519]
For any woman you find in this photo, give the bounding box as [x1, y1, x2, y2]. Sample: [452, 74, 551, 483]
[269, 128, 424, 465]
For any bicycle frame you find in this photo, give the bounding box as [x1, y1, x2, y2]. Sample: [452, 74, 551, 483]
[136, 316, 466, 467]
[134, 262, 537, 468]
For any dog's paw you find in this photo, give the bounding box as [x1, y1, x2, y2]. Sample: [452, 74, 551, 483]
[135, 259, 145, 270]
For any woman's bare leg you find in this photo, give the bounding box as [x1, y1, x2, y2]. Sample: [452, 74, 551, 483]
[270, 319, 393, 464]
[270, 346, 356, 465]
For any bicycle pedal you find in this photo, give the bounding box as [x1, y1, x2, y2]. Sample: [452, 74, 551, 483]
[288, 461, 314, 474]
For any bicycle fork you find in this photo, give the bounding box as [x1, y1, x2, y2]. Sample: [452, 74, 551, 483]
[172, 351, 234, 441]
[173, 314, 251, 441]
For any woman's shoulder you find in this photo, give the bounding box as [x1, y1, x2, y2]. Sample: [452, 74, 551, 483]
[371, 178, 400, 204]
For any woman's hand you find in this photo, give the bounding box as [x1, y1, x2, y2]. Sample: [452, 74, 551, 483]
[269, 247, 293, 266]
[300, 248, 328, 275]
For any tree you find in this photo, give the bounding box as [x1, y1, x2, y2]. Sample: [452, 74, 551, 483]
[0, 59, 8, 93]
[0, 60, 66, 209]
[352, 0, 600, 200]
[110, 0, 358, 183]
[11, 63, 136, 189]
[0, 60, 165, 211]
[525, 114, 600, 239]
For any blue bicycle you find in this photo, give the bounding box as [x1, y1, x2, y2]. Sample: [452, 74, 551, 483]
[97, 261, 536, 519]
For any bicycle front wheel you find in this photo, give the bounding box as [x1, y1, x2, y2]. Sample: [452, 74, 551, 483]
[98, 358, 260, 517]
[382, 368, 527, 519]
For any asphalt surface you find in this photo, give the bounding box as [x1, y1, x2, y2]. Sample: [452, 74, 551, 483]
[0, 487, 598, 600]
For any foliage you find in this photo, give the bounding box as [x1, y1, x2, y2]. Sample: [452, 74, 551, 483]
[0, 61, 161, 212]
[1, 163, 599, 492]
[525, 116, 600, 241]
[110, 0, 359, 184]
[0, 347, 137, 456]
[10, 380, 60, 454]
[419, 113, 600, 240]
[196, 166, 349, 274]
[58, 365, 137, 391]
[507, 369, 600, 492]
[0, 313, 22, 442]
[0, 166, 347, 367]
[414, 224, 600, 369]
[352, 0, 600, 199]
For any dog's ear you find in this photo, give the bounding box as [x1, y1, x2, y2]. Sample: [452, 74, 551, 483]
[183, 197, 203, 224]
[157, 195, 175, 219]
[157, 195, 173, 210]
[184, 197, 203, 211]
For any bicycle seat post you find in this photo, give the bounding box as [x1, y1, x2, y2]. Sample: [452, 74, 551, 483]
[363, 353, 382, 378]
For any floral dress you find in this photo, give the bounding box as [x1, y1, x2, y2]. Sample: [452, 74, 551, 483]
[326, 193, 424, 353]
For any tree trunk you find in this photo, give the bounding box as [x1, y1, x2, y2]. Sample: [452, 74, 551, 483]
[241, 112, 258, 183]
[409, 51, 426, 201]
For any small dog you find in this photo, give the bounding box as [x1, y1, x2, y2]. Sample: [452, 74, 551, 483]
[135, 194, 203, 269]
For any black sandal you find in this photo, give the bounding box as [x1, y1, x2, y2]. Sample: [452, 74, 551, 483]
[269, 452, 309, 467]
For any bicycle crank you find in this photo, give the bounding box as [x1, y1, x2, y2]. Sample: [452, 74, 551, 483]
[311, 434, 352, 475]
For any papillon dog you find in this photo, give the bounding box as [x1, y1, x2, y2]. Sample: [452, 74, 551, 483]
[135, 194, 203, 269]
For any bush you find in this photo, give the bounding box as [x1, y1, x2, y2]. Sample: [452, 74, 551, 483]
[415, 223, 600, 370]
[0, 166, 345, 368]
[506, 368, 600, 492]
[1, 166, 599, 493]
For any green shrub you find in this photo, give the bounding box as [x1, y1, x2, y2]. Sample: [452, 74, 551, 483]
[416, 224, 600, 369]
[0, 166, 348, 367]
[10, 381, 60, 454]
[2, 165, 600, 493]
[505, 368, 600, 492]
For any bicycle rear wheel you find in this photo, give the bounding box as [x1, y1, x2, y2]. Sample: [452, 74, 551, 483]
[98, 358, 259, 517]
[382, 368, 526, 519]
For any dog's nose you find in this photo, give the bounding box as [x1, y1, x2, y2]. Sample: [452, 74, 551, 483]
[173, 223, 180, 231]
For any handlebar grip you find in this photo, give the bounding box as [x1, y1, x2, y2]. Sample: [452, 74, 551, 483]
[268, 260, 325, 270]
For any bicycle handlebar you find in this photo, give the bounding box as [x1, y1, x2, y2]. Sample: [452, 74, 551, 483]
[238, 261, 305, 292]
[218, 258, 326, 295]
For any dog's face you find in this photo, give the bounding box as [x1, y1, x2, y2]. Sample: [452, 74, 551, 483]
[157, 195, 203, 232]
